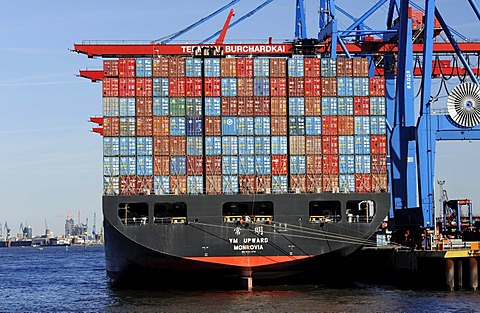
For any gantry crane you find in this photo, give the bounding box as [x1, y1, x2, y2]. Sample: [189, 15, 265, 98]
[74, 0, 480, 246]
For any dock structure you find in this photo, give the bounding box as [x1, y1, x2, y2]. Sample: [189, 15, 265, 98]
[351, 242, 480, 291]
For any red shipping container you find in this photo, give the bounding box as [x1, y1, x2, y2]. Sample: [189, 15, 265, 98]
[306, 136, 323, 155]
[185, 78, 202, 97]
[371, 154, 387, 174]
[304, 58, 321, 77]
[170, 175, 187, 195]
[237, 77, 254, 96]
[136, 117, 153, 136]
[323, 174, 339, 192]
[103, 60, 119, 77]
[270, 58, 287, 77]
[372, 173, 389, 193]
[304, 77, 322, 97]
[137, 176, 153, 195]
[321, 77, 337, 96]
[306, 155, 322, 174]
[355, 174, 372, 193]
[290, 175, 307, 193]
[204, 77, 221, 97]
[305, 97, 322, 116]
[136, 78, 153, 97]
[205, 117, 221, 136]
[136, 97, 153, 117]
[237, 97, 254, 116]
[322, 116, 338, 135]
[338, 116, 354, 135]
[336, 58, 353, 77]
[119, 58, 136, 77]
[103, 117, 120, 136]
[288, 77, 305, 97]
[237, 58, 254, 77]
[270, 78, 287, 97]
[153, 58, 170, 77]
[187, 156, 203, 175]
[370, 135, 387, 154]
[271, 97, 287, 116]
[120, 176, 137, 195]
[255, 175, 271, 193]
[169, 137, 186, 155]
[354, 97, 370, 116]
[322, 155, 339, 174]
[322, 135, 339, 155]
[254, 97, 270, 116]
[153, 116, 169, 136]
[206, 175, 222, 194]
[306, 174, 323, 193]
[222, 97, 238, 116]
[119, 78, 136, 97]
[169, 77, 186, 97]
[369, 77, 386, 96]
[271, 155, 288, 175]
[102, 78, 119, 97]
[353, 58, 369, 77]
[221, 58, 237, 77]
[239, 175, 256, 194]
[270, 116, 287, 135]
[154, 156, 170, 175]
[169, 58, 186, 77]
[153, 136, 170, 155]
[206, 156, 222, 175]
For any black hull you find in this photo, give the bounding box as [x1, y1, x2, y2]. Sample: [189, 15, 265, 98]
[103, 192, 390, 288]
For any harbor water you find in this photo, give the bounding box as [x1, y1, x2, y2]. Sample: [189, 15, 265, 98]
[1, 245, 479, 312]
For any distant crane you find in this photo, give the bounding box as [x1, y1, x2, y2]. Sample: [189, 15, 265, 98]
[4, 222, 11, 239]
[92, 213, 97, 236]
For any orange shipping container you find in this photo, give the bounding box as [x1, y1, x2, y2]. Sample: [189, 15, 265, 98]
[370, 135, 387, 154]
[270, 78, 287, 97]
[205, 117, 222, 136]
[372, 173, 389, 192]
[337, 58, 353, 77]
[153, 136, 170, 155]
[206, 175, 222, 194]
[306, 174, 323, 193]
[239, 175, 256, 194]
[153, 116, 170, 136]
[204, 77, 221, 97]
[338, 116, 354, 135]
[290, 175, 306, 193]
[305, 97, 322, 116]
[304, 77, 322, 97]
[322, 116, 338, 135]
[321, 77, 337, 96]
[254, 97, 270, 116]
[271, 155, 288, 175]
[255, 175, 271, 193]
[169, 136, 186, 155]
[270, 116, 287, 135]
[137, 176, 154, 195]
[153, 58, 170, 77]
[323, 174, 339, 192]
[120, 176, 137, 195]
[290, 136, 306, 155]
[136, 97, 153, 117]
[169, 77, 186, 97]
[170, 175, 187, 194]
[304, 58, 321, 77]
[206, 156, 222, 175]
[306, 155, 322, 174]
[355, 174, 372, 193]
[353, 58, 369, 77]
[322, 135, 339, 155]
[136, 117, 153, 136]
[185, 78, 202, 97]
[354, 97, 370, 115]
[237, 97, 254, 116]
[103, 60, 119, 77]
[119, 58, 136, 77]
[371, 155, 387, 174]
[187, 156, 203, 175]
[102, 78, 119, 97]
[370, 77, 386, 96]
[103, 117, 120, 136]
[306, 136, 323, 155]
[222, 97, 238, 116]
[237, 58, 254, 77]
[237, 77, 254, 96]
[270, 58, 287, 77]
[221, 58, 237, 77]
[136, 78, 153, 97]
[288, 77, 305, 97]
[271, 97, 287, 116]
[323, 155, 339, 174]
[169, 57, 186, 77]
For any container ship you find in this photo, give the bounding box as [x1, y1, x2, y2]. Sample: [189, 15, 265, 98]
[74, 35, 390, 287]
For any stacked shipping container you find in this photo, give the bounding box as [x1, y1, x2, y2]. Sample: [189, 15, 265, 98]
[101, 56, 388, 196]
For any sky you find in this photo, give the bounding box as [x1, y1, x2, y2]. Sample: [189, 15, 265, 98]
[0, 0, 479, 237]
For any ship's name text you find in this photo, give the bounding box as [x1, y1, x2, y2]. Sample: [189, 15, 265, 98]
[229, 237, 268, 251]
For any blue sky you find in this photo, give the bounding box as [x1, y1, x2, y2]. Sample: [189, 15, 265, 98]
[0, 0, 479, 237]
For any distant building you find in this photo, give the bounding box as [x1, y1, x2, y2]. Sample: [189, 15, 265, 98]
[65, 218, 75, 236]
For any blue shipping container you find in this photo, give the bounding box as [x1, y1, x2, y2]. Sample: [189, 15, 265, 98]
[370, 116, 387, 135]
[222, 175, 239, 194]
[222, 136, 238, 155]
[337, 77, 354, 96]
[271, 136, 288, 155]
[238, 156, 255, 175]
[238, 136, 255, 155]
[337, 97, 354, 115]
[353, 77, 370, 96]
[305, 116, 322, 135]
[119, 137, 136, 156]
[338, 136, 355, 154]
[254, 117, 270, 135]
[254, 78, 270, 96]
[290, 155, 306, 175]
[355, 155, 371, 174]
[237, 117, 254, 135]
[272, 175, 288, 193]
[153, 78, 169, 97]
[103, 137, 119, 156]
[136, 156, 153, 176]
[289, 116, 306, 135]
[204, 58, 221, 77]
[254, 58, 270, 77]
[186, 118, 203, 136]
[187, 136, 203, 155]
[255, 155, 271, 175]
[170, 117, 186, 136]
[153, 97, 169, 116]
[370, 97, 386, 116]
[322, 97, 338, 116]
[154, 176, 170, 194]
[170, 156, 186, 175]
[339, 174, 356, 193]
[254, 136, 271, 155]
[355, 135, 371, 155]
[205, 136, 222, 155]
[339, 155, 355, 174]
[289, 97, 305, 116]
[288, 58, 304, 77]
[221, 78, 237, 97]
[103, 97, 119, 117]
[119, 98, 136, 117]
[354, 116, 370, 135]
[205, 97, 221, 116]
[136, 137, 153, 156]
[120, 156, 136, 175]
[136, 58, 152, 77]
[185, 58, 202, 77]
[187, 176, 203, 194]
[186, 98, 202, 117]
[222, 156, 239, 175]
[321, 58, 337, 77]
[222, 117, 237, 135]
[103, 157, 119, 176]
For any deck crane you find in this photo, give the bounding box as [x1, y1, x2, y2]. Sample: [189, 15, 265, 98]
[74, 1, 480, 247]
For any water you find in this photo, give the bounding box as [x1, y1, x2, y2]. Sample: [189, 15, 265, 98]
[0, 245, 479, 313]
